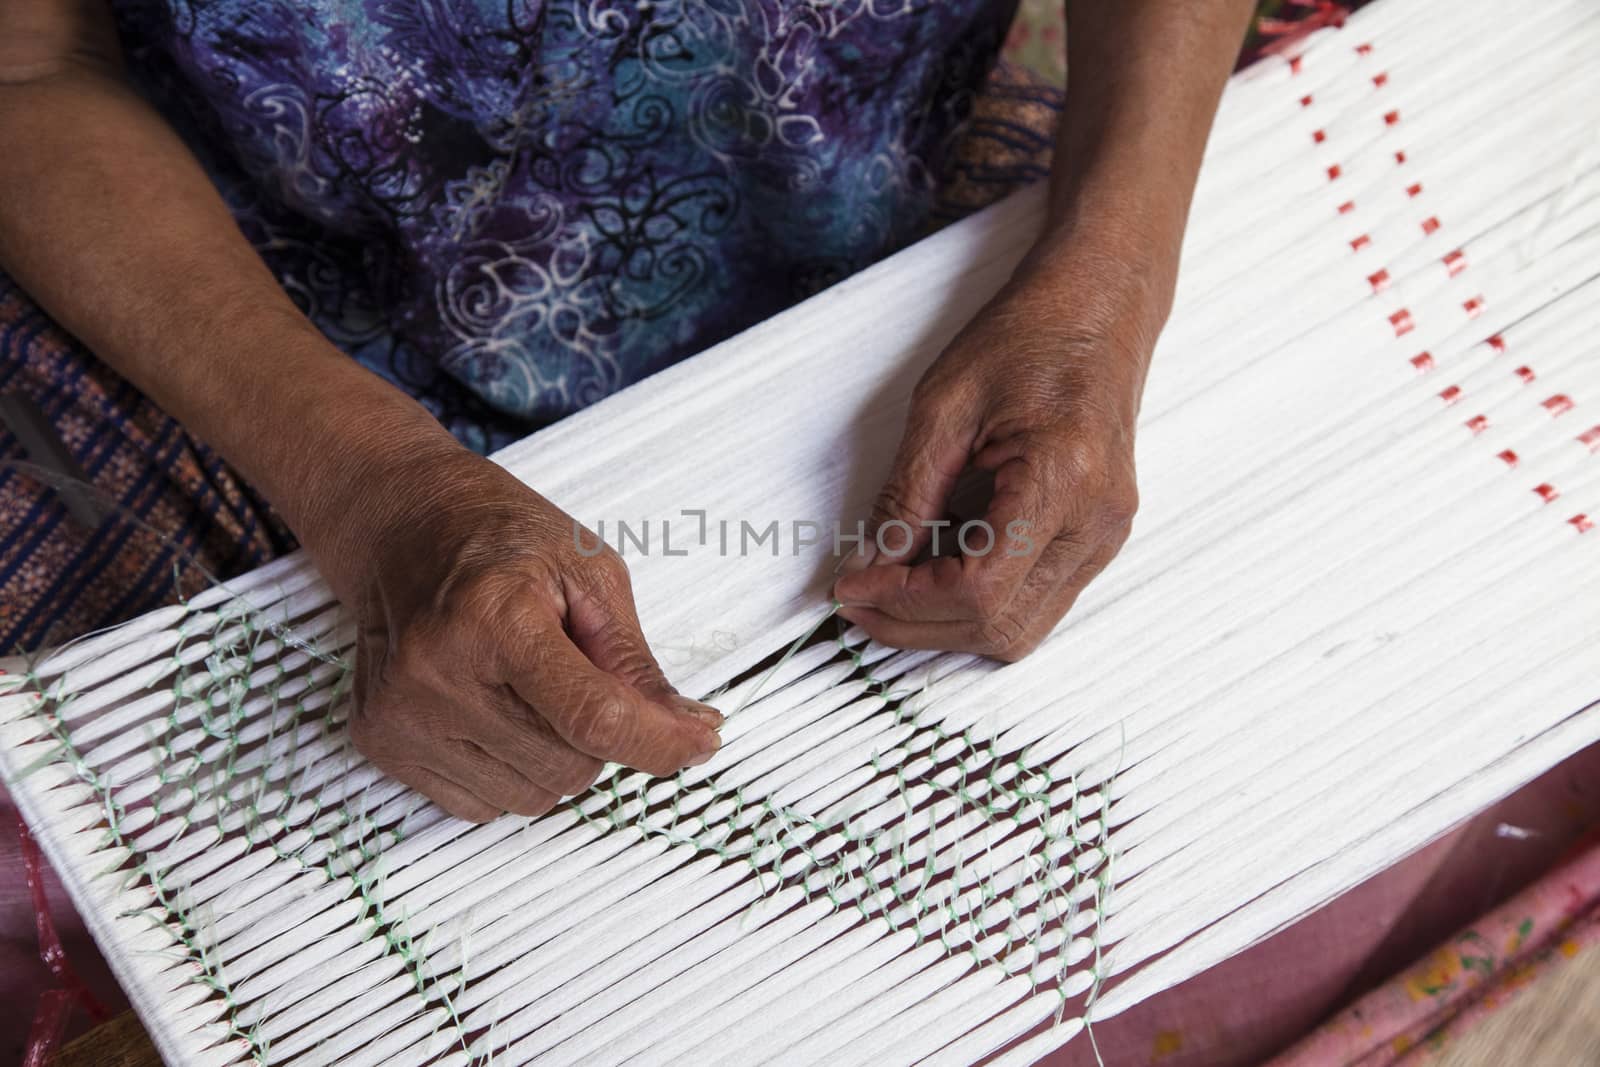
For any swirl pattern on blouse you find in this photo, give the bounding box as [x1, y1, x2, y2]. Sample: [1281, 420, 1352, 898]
[111, 0, 1016, 449]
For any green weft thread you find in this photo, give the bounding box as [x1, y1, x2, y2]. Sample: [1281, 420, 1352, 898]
[244, 656, 296, 847]
[1031, 772, 1064, 993]
[345, 853, 479, 1064]
[15, 574, 430, 1066]
[727, 602, 844, 718]
[427, 595, 1114, 1044]
[850, 822, 885, 924]
[21, 648, 259, 1059]
[1070, 726, 1125, 1059]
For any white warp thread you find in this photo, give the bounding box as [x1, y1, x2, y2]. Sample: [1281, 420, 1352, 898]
[3, 0, 1599, 1062]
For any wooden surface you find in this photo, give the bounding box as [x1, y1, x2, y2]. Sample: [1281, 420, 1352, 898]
[51, 1012, 158, 1067]
[1437, 942, 1600, 1067]
[48, 945, 1600, 1067]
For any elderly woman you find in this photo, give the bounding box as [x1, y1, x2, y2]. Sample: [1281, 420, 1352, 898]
[0, 0, 1257, 819]
[10, 7, 1600, 1067]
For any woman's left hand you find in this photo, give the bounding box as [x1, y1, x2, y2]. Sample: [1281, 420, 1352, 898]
[832, 248, 1162, 661]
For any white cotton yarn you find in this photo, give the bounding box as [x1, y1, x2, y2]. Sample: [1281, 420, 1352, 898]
[3, 0, 1598, 1063]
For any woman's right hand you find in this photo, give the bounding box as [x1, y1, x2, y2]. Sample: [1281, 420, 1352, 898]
[304, 443, 723, 823]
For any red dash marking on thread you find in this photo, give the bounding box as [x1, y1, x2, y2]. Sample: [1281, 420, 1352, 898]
[1534, 483, 1560, 503]
[1338, 199, 1356, 215]
[1465, 414, 1490, 435]
[1356, 42, 1374, 56]
[1384, 109, 1401, 126]
[1406, 182, 1424, 198]
[1488, 334, 1507, 354]
[1327, 163, 1343, 181]
[1543, 394, 1575, 417]
[1410, 352, 1435, 373]
[1578, 425, 1600, 451]
[1439, 384, 1462, 404]
[1368, 268, 1391, 292]
[1515, 365, 1536, 384]
[1373, 71, 1389, 87]
[1443, 250, 1466, 276]
[1290, 55, 1305, 75]
[1395, 150, 1408, 165]
[1572, 514, 1595, 534]
[1351, 233, 1372, 252]
[1421, 216, 1441, 235]
[1313, 128, 1327, 144]
[1390, 308, 1415, 336]
[1463, 296, 1485, 318]
[1497, 449, 1519, 467]
[1300, 93, 1315, 108]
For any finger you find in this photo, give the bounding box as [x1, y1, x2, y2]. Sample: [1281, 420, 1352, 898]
[503, 621, 721, 778]
[954, 447, 1070, 603]
[473, 693, 607, 797]
[382, 762, 501, 823]
[566, 553, 724, 728]
[836, 561, 1091, 660]
[833, 444, 1076, 619]
[835, 554, 979, 623]
[848, 384, 979, 572]
[825, 605, 980, 654]
[993, 538, 1124, 659]
[437, 739, 563, 818]
[836, 518, 1093, 627]
[837, 534, 1091, 655]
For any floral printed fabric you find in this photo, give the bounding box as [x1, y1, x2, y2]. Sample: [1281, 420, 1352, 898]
[110, 0, 1019, 446]
[0, 280, 295, 652]
[1270, 828, 1600, 1066]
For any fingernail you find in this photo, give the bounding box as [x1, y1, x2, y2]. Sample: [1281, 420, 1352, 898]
[687, 732, 721, 767]
[831, 574, 868, 605]
[674, 695, 724, 729]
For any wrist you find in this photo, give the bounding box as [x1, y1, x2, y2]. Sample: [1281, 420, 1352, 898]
[1012, 225, 1171, 361]
[1035, 112, 1205, 334]
[222, 330, 465, 571]
[288, 395, 467, 578]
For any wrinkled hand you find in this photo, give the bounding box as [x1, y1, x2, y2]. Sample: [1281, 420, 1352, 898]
[314, 447, 722, 822]
[833, 256, 1156, 661]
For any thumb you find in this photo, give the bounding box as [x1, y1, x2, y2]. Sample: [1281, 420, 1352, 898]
[838, 384, 976, 583]
[565, 555, 724, 729]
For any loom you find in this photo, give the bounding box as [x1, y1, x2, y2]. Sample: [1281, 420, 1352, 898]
[4, 0, 1599, 1062]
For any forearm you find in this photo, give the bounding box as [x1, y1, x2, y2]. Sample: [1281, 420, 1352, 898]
[0, 39, 456, 557]
[1029, 0, 1256, 340]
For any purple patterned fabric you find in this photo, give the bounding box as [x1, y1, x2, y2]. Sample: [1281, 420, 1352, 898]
[110, 1, 1019, 450]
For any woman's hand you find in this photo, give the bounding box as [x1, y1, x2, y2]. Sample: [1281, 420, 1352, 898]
[832, 249, 1159, 661]
[830, 0, 1259, 659]
[311, 445, 723, 823]
[828, 0, 1251, 661]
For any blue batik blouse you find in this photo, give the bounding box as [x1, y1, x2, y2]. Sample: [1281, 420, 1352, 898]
[110, 1, 1020, 451]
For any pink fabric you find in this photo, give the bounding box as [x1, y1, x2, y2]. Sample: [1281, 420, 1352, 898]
[1273, 829, 1600, 1065]
[1041, 741, 1600, 1066]
[1, 788, 124, 1063]
[5, 745, 1598, 1061]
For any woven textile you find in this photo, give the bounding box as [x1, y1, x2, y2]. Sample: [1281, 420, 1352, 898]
[3, 1, 1598, 1064]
